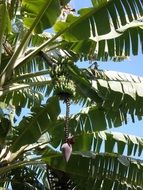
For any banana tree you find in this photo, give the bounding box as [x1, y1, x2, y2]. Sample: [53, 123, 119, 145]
[0, 0, 143, 189]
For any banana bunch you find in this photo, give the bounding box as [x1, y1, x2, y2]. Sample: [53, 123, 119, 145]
[49, 63, 68, 78]
[49, 63, 76, 99]
[54, 75, 76, 99]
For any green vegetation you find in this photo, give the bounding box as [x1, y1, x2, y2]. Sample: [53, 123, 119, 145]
[0, 0, 143, 189]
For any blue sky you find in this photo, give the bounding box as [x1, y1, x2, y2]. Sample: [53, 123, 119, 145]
[69, 0, 143, 137]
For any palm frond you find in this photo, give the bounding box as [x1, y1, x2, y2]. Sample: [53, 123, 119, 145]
[71, 105, 126, 131]
[87, 69, 143, 119]
[14, 54, 51, 76]
[9, 167, 44, 189]
[50, 122, 143, 157]
[0, 2, 11, 70]
[0, 73, 53, 110]
[11, 96, 60, 152]
[73, 131, 143, 157]
[0, 0, 61, 86]
[54, 0, 143, 59]
[63, 65, 143, 126]
[47, 165, 75, 190]
[55, 0, 143, 41]
[22, 0, 61, 33]
[44, 152, 143, 189]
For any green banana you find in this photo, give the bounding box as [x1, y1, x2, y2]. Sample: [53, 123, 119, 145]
[49, 62, 76, 99]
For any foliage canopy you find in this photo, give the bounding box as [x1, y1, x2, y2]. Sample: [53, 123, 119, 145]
[0, 0, 143, 189]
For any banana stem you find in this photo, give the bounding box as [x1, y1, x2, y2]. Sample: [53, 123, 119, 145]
[64, 97, 70, 141]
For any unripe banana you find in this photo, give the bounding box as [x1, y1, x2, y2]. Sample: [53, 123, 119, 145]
[50, 63, 76, 99]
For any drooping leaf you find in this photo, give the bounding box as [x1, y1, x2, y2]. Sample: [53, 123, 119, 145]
[54, 0, 143, 41]
[11, 96, 60, 152]
[54, 0, 143, 59]
[0, 75, 52, 109]
[72, 131, 143, 157]
[0, 2, 11, 67]
[67, 64, 103, 104]
[22, 0, 61, 33]
[86, 69, 143, 120]
[43, 151, 143, 189]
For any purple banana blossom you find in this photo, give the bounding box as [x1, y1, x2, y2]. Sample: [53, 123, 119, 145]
[61, 143, 72, 162]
